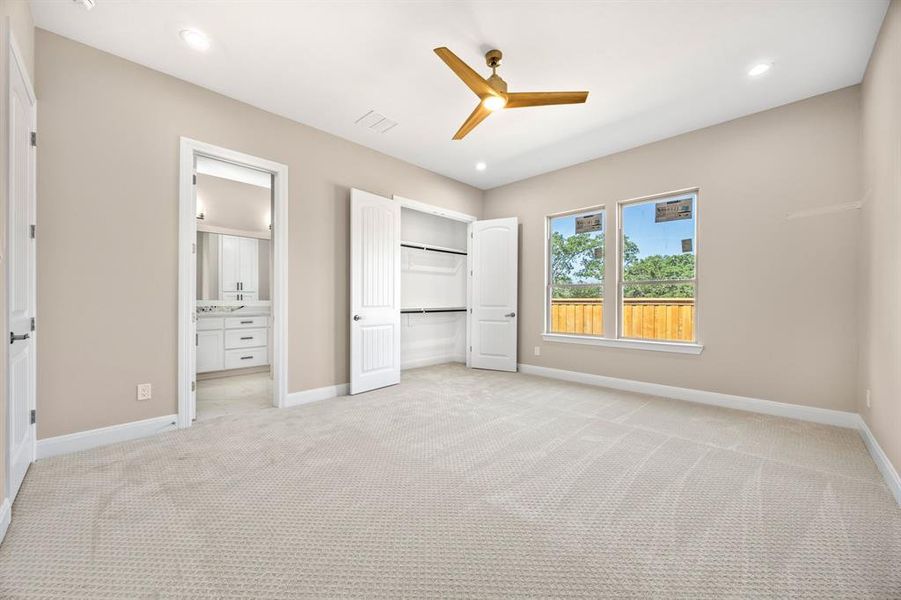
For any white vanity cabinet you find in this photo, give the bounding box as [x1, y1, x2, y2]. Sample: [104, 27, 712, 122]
[196, 314, 270, 373]
[196, 330, 224, 372]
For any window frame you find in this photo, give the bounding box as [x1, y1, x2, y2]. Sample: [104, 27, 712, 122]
[545, 206, 608, 337]
[617, 189, 700, 345]
[543, 188, 703, 354]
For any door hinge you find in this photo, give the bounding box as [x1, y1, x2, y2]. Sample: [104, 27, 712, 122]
[29, 224, 36, 239]
[30, 131, 36, 147]
[195, 333, 198, 346]
[192, 242, 196, 254]
[469, 346, 472, 352]
[30, 409, 36, 424]
[30, 317, 35, 331]
[192, 173, 197, 185]
[191, 381, 196, 392]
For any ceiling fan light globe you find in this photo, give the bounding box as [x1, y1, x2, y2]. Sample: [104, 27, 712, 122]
[482, 95, 507, 111]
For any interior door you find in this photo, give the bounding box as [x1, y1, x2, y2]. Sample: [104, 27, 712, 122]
[238, 237, 259, 292]
[219, 235, 240, 293]
[190, 163, 198, 421]
[471, 217, 518, 371]
[350, 188, 400, 394]
[7, 46, 37, 502]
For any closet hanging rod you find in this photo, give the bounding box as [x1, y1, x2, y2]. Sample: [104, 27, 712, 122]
[400, 242, 467, 256]
[400, 307, 467, 314]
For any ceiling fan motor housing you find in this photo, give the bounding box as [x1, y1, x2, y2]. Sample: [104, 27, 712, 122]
[487, 74, 508, 94]
[485, 49, 503, 68]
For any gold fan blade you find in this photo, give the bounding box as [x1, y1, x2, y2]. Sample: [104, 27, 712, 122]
[504, 91, 589, 109]
[453, 103, 492, 140]
[434, 47, 498, 99]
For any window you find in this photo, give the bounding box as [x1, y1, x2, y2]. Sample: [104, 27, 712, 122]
[548, 209, 605, 336]
[619, 192, 697, 342]
[544, 190, 700, 352]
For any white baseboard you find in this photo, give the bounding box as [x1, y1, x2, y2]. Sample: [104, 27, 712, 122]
[0, 498, 10, 546]
[857, 416, 901, 505]
[402, 355, 465, 370]
[36, 414, 178, 460]
[284, 383, 348, 407]
[518, 363, 860, 429]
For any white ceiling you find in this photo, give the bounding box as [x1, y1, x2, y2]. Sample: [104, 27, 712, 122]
[31, 1, 888, 189]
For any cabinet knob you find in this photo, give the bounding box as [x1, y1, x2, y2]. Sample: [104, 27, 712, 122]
[353, 314, 362, 321]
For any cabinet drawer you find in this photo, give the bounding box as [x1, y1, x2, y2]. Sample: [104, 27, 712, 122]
[225, 316, 268, 329]
[224, 327, 268, 350]
[197, 318, 224, 331]
[224, 347, 268, 370]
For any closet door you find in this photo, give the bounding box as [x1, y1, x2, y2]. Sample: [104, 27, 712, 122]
[471, 217, 518, 372]
[238, 237, 259, 292]
[219, 235, 240, 293]
[350, 189, 401, 394]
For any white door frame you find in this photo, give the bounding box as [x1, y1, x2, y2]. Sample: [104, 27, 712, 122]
[177, 138, 288, 428]
[3, 25, 36, 515]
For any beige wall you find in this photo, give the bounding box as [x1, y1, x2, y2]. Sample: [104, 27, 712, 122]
[1, 0, 33, 78]
[483, 86, 862, 412]
[859, 0, 901, 473]
[0, 0, 31, 510]
[35, 30, 482, 438]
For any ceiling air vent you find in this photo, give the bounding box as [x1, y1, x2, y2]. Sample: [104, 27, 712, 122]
[355, 110, 398, 134]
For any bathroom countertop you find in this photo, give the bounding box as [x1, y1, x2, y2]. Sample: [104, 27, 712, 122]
[196, 310, 271, 318]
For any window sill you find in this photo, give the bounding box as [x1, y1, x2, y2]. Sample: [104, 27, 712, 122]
[541, 333, 704, 355]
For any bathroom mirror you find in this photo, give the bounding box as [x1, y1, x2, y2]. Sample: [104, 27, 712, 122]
[196, 231, 271, 301]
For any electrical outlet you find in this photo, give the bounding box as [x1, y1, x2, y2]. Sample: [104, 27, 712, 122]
[137, 383, 152, 401]
[534, 346, 541, 356]
[866, 389, 871, 409]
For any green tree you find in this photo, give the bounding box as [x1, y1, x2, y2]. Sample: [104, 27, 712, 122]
[550, 232, 646, 299]
[551, 231, 602, 298]
[623, 253, 695, 298]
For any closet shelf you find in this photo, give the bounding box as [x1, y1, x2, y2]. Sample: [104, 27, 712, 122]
[401, 307, 467, 314]
[400, 241, 467, 256]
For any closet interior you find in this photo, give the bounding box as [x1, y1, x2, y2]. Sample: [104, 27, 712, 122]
[399, 205, 470, 370]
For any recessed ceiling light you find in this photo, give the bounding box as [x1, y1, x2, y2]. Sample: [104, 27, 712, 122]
[72, 0, 95, 10]
[475, 162, 487, 171]
[180, 29, 211, 52]
[747, 63, 772, 77]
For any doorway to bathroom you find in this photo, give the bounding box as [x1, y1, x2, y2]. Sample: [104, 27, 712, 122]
[177, 138, 288, 427]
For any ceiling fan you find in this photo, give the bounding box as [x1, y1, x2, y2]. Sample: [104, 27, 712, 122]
[434, 47, 589, 140]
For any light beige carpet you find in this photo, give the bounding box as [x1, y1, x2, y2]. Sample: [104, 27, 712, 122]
[1, 364, 899, 598]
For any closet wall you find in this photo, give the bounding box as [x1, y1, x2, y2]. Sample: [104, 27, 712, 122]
[400, 208, 469, 369]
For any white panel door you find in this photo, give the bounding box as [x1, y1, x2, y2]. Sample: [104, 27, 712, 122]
[471, 218, 518, 371]
[350, 189, 401, 394]
[7, 47, 37, 502]
[219, 235, 240, 293]
[238, 237, 259, 292]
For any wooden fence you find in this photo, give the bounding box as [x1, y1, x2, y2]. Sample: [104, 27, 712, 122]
[550, 298, 695, 342]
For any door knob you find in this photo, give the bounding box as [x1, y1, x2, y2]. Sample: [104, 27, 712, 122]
[10, 332, 30, 344]
[353, 315, 362, 321]
[505, 312, 516, 318]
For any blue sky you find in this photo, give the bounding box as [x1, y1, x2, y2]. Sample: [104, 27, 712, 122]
[552, 199, 695, 259]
